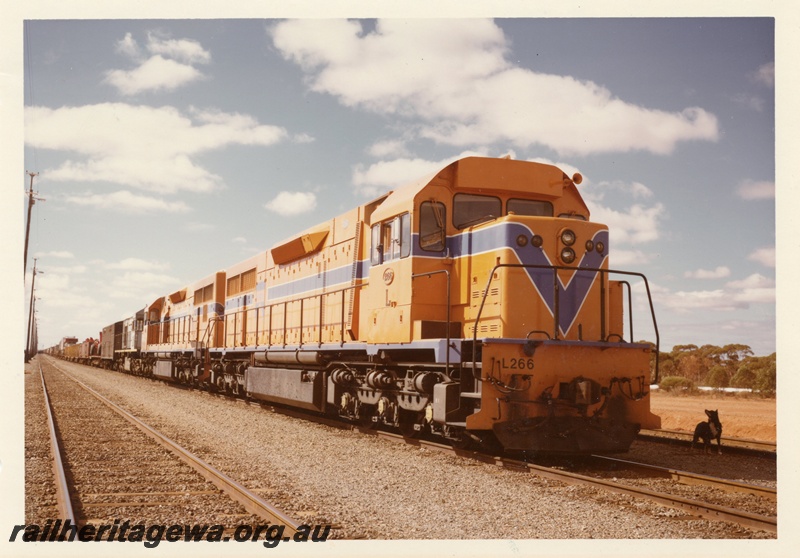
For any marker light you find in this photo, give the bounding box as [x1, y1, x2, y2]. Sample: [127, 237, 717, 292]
[561, 229, 576, 246]
[596, 241, 605, 254]
[531, 235, 544, 248]
[516, 234, 528, 247]
[585, 240, 594, 252]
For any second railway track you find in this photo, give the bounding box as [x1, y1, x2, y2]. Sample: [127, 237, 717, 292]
[38, 359, 302, 540]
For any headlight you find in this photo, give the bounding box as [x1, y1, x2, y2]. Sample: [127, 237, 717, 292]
[560, 247, 576, 264]
[531, 235, 543, 248]
[561, 229, 576, 246]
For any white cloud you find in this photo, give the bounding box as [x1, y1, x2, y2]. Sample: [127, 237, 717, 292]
[106, 257, 170, 271]
[146, 33, 211, 65]
[684, 266, 731, 279]
[732, 93, 766, 112]
[264, 191, 317, 215]
[752, 62, 774, 87]
[105, 55, 205, 95]
[591, 180, 654, 199]
[233, 237, 247, 244]
[656, 273, 774, 314]
[587, 202, 664, 246]
[352, 157, 448, 198]
[659, 289, 748, 314]
[115, 33, 141, 59]
[748, 247, 775, 268]
[736, 179, 774, 200]
[65, 191, 190, 213]
[35, 250, 75, 259]
[292, 133, 316, 144]
[727, 274, 775, 304]
[351, 152, 488, 198]
[610, 249, 654, 267]
[108, 271, 181, 299]
[106, 32, 211, 95]
[25, 103, 288, 194]
[45, 265, 88, 275]
[271, 19, 719, 157]
[368, 139, 411, 158]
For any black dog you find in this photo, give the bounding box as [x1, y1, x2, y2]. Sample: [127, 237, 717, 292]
[692, 409, 722, 454]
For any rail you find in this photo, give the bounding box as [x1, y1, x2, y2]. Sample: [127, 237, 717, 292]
[471, 263, 660, 382]
[346, 427, 776, 535]
[48, 360, 301, 533]
[39, 362, 76, 524]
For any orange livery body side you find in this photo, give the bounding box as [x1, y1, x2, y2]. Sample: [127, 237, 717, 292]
[72, 156, 661, 454]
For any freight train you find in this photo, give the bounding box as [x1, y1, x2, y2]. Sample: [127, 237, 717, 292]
[48, 156, 662, 454]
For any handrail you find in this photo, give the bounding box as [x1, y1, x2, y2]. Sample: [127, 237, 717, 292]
[471, 263, 660, 383]
[221, 282, 369, 351]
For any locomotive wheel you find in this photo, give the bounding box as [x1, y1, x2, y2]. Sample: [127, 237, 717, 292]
[356, 403, 377, 429]
[398, 410, 424, 438]
[450, 433, 474, 450]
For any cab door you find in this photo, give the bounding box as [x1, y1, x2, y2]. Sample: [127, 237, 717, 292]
[366, 213, 412, 343]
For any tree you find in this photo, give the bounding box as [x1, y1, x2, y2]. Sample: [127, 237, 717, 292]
[731, 362, 757, 389]
[754, 356, 777, 395]
[705, 365, 729, 388]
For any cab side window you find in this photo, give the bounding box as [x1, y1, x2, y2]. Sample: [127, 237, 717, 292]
[371, 212, 412, 265]
[419, 201, 446, 252]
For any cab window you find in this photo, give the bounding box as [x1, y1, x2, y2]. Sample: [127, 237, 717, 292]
[453, 193, 501, 229]
[371, 213, 411, 265]
[419, 201, 446, 252]
[508, 198, 554, 217]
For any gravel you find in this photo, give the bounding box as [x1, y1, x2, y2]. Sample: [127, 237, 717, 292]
[30, 357, 777, 540]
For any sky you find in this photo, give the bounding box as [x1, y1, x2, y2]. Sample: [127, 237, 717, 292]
[13, 16, 779, 357]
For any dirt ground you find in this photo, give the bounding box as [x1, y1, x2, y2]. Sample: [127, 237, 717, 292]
[649, 391, 776, 443]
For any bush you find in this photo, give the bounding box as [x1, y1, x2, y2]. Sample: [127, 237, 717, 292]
[658, 376, 696, 393]
[705, 365, 729, 388]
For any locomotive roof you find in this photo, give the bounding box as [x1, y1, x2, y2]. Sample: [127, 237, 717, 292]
[370, 156, 589, 223]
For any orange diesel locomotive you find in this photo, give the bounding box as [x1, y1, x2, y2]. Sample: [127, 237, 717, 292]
[104, 156, 661, 454]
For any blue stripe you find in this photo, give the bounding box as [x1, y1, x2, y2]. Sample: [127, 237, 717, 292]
[267, 260, 370, 300]
[218, 222, 607, 338]
[433, 221, 608, 336]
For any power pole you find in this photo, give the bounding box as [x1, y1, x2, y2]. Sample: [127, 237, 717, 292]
[24, 171, 44, 277]
[26, 259, 41, 362]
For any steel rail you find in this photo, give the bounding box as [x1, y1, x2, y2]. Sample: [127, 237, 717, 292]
[205, 386, 778, 533]
[638, 429, 777, 456]
[48, 361, 301, 534]
[516, 456, 777, 534]
[358, 430, 777, 534]
[39, 362, 76, 524]
[588, 455, 777, 501]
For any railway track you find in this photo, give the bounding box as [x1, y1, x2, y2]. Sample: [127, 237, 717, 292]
[38, 360, 300, 538]
[364, 431, 777, 535]
[36, 356, 777, 538]
[639, 428, 776, 456]
[176, 374, 778, 535]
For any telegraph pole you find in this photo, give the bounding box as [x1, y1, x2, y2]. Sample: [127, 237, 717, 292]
[26, 259, 41, 362]
[24, 171, 43, 277]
